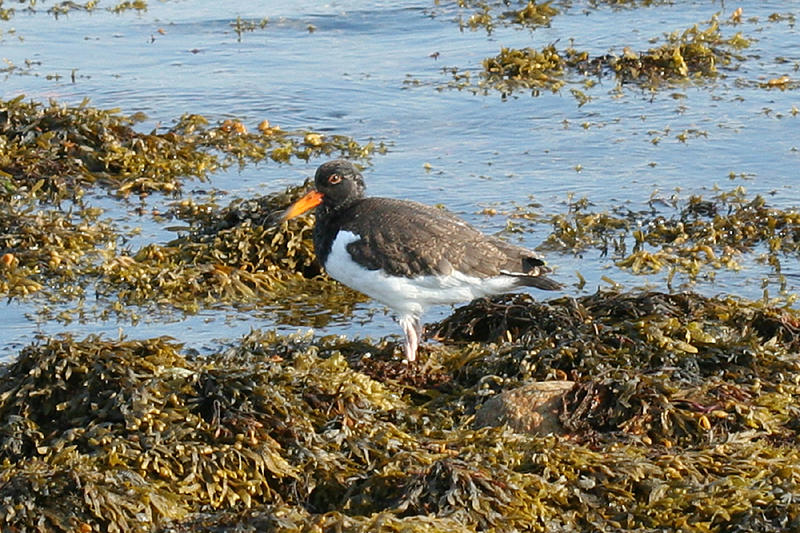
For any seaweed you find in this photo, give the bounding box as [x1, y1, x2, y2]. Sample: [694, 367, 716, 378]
[0, 0, 145, 20]
[231, 16, 269, 41]
[90, 182, 367, 322]
[0, 97, 383, 201]
[536, 188, 800, 287]
[0, 96, 378, 322]
[603, 21, 751, 86]
[0, 196, 116, 298]
[432, 290, 800, 446]
[3, 288, 799, 531]
[0, 332, 407, 531]
[439, 19, 752, 96]
[0, 173, 362, 323]
[481, 45, 567, 95]
[455, 0, 558, 33]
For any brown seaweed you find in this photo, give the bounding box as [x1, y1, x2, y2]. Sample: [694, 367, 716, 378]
[0, 96, 383, 202]
[2, 288, 800, 531]
[0, 96, 377, 323]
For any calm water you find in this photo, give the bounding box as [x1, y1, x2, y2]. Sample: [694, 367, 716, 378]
[1, 1, 798, 360]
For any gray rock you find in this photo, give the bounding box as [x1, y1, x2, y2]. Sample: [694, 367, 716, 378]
[474, 381, 575, 435]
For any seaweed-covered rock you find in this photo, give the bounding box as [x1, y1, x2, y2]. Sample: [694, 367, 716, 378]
[0, 333, 407, 532]
[432, 290, 800, 446]
[2, 289, 799, 532]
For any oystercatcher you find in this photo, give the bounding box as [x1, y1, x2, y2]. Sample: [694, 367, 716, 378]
[283, 160, 561, 361]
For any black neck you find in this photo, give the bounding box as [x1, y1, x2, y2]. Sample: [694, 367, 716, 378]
[312, 203, 350, 265]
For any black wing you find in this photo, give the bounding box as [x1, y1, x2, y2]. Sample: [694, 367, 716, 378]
[339, 198, 558, 289]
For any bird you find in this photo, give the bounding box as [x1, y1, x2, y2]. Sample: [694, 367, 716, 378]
[283, 159, 561, 362]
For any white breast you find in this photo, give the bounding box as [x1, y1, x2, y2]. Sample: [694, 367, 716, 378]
[324, 230, 520, 317]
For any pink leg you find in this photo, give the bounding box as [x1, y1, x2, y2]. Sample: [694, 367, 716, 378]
[412, 316, 423, 349]
[399, 314, 421, 362]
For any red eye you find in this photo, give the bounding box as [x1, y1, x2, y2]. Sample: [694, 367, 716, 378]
[328, 174, 342, 184]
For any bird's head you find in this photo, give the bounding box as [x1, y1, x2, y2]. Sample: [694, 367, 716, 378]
[283, 159, 365, 220]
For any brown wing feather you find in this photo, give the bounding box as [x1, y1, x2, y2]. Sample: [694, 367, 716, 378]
[339, 198, 556, 286]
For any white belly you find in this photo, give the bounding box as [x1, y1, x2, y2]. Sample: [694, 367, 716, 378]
[324, 231, 519, 317]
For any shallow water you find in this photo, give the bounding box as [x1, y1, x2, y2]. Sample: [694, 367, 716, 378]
[2, 1, 798, 361]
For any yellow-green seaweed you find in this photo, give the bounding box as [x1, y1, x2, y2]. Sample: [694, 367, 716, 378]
[2, 287, 800, 531]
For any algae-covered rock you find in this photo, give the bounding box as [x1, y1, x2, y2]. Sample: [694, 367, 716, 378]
[433, 290, 800, 446]
[0, 332, 408, 532]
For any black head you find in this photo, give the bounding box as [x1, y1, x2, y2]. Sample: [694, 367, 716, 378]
[282, 159, 366, 222]
[314, 159, 366, 209]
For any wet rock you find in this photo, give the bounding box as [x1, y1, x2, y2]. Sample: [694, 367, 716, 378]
[474, 381, 575, 435]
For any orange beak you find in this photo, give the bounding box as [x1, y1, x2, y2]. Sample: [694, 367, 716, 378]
[282, 190, 324, 221]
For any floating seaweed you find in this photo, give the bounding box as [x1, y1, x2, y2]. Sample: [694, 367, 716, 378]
[508, 1, 558, 28]
[535, 187, 800, 288]
[0, 96, 382, 201]
[603, 21, 751, 86]
[587, 0, 690, 8]
[454, 0, 558, 33]
[0, 0, 147, 20]
[230, 16, 269, 41]
[481, 45, 567, 95]
[439, 19, 752, 97]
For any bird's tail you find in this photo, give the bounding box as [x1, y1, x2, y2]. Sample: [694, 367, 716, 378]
[517, 274, 562, 290]
[514, 256, 562, 290]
